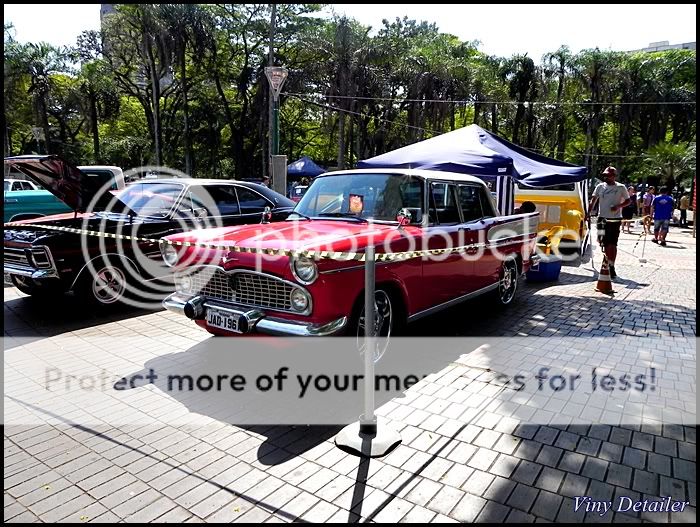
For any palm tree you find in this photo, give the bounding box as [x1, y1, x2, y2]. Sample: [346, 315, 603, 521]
[641, 142, 695, 190]
[10, 42, 70, 154]
[157, 4, 212, 176]
[543, 46, 572, 159]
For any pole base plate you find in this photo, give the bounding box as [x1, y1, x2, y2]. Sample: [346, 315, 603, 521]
[334, 419, 402, 458]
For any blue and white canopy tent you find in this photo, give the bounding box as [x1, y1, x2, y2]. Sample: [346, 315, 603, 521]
[287, 156, 326, 178]
[357, 124, 591, 252]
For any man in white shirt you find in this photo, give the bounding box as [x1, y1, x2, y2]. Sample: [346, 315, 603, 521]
[586, 166, 631, 279]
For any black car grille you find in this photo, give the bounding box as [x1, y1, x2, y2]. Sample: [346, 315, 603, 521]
[4, 247, 29, 267]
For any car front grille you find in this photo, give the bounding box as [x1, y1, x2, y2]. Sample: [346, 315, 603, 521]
[233, 272, 293, 311]
[179, 268, 296, 312]
[4, 247, 30, 267]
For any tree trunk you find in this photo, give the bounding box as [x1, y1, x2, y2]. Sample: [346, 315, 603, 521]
[144, 32, 162, 166]
[4, 111, 11, 156]
[337, 106, 346, 169]
[89, 88, 100, 163]
[38, 96, 51, 154]
[180, 46, 193, 176]
[554, 70, 566, 159]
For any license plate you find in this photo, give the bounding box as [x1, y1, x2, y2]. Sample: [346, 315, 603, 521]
[206, 308, 243, 333]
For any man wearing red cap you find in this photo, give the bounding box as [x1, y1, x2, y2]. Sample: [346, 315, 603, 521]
[586, 166, 631, 279]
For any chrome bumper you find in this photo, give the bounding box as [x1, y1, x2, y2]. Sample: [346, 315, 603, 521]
[163, 294, 348, 337]
[4, 263, 59, 280]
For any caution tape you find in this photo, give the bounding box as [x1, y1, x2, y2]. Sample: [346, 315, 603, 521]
[3, 221, 491, 262]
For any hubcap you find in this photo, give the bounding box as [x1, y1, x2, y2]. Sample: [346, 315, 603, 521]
[92, 266, 126, 304]
[499, 261, 517, 304]
[357, 290, 393, 362]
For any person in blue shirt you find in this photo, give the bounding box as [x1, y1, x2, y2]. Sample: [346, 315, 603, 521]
[651, 186, 674, 246]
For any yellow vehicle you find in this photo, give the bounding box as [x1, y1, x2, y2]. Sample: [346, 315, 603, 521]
[514, 183, 588, 254]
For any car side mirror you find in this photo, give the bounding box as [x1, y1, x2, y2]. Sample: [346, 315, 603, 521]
[193, 207, 208, 219]
[261, 206, 272, 224]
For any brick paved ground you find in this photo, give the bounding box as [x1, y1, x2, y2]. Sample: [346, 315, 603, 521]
[4, 226, 696, 523]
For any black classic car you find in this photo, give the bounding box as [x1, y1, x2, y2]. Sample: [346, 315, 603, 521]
[4, 155, 295, 306]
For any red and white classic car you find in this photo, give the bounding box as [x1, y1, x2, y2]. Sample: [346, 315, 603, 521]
[161, 169, 540, 337]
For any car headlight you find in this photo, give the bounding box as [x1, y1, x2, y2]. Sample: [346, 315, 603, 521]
[177, 274, 193, 292]
[291, 256, 318, 284]
[161, 243, 178, 267]
[290, 288, 309, 312]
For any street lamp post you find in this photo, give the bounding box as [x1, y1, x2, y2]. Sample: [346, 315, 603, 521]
[265, 66, 288, 157]
[265, 66, 288, 196]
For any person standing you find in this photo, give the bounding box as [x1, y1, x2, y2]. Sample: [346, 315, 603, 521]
[587, 166, 631, 279]
[621, 186, 637, 234]
[679, 193, 690, 228]
[651, 187, 674, 246]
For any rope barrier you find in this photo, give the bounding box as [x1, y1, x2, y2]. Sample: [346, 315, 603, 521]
[3, 221, 496, 262]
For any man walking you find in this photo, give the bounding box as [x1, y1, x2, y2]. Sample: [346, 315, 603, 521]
[587, 166, 631, 279]
[651, 187, 674, 246]
[679, 192, 689, 228]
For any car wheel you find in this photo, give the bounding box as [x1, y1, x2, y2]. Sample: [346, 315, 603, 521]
[496, 259, 519, 306]
[77, 262, 129, 307]
[352, 289, 402, 363]
[10, 275, 63, 298]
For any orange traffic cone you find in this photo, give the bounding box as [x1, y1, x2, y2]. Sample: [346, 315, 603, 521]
[595, 255, 615, 295]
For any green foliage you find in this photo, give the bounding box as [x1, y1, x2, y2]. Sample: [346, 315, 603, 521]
[3, 5, 696, 183]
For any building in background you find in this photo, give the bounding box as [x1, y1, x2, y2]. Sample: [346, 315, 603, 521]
[629, 40, 696, 52]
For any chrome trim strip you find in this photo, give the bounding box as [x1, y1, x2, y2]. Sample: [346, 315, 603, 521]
[4, 244, 59, 280]
[407, 282, 500, 322]
[3, 263, 60, 280]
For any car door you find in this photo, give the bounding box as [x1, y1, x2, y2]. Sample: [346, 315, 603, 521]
[176, 184, 243, 227]
[460, 183, 506, 291]
[456, 183, 492, 292]
[421, 181, 474, 304]
[236, 186, 274, 223]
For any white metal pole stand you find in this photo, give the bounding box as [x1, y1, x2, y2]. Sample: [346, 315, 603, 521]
[335, 242, 402, 458]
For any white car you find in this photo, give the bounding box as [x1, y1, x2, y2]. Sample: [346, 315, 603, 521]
[77, 165, 126, 191]
[4, 179, 40, 192]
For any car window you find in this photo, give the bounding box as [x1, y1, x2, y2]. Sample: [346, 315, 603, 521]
[21, 181, 35, 190]
[237, 187, 270, 214]
[115, 182, 184, 217]
[458, 185, 484, 222]
[12, 182, 22, 191]
[478, 187, 496, 218]
[189, 185, 241, 216]
[429, 183, 460, 225]
[80, 169, 118, 190]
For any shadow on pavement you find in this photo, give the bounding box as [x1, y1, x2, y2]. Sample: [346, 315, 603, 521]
[3, 293, 162, 349]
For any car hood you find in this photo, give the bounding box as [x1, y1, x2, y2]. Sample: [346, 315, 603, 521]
[4, 155, 134, 215]
[165, 220, 418, 253]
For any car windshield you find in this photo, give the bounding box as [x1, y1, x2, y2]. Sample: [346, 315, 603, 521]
[294, 173, 423, 222]
[113, 182, 184, 217]
[80, 169, 118, 190]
